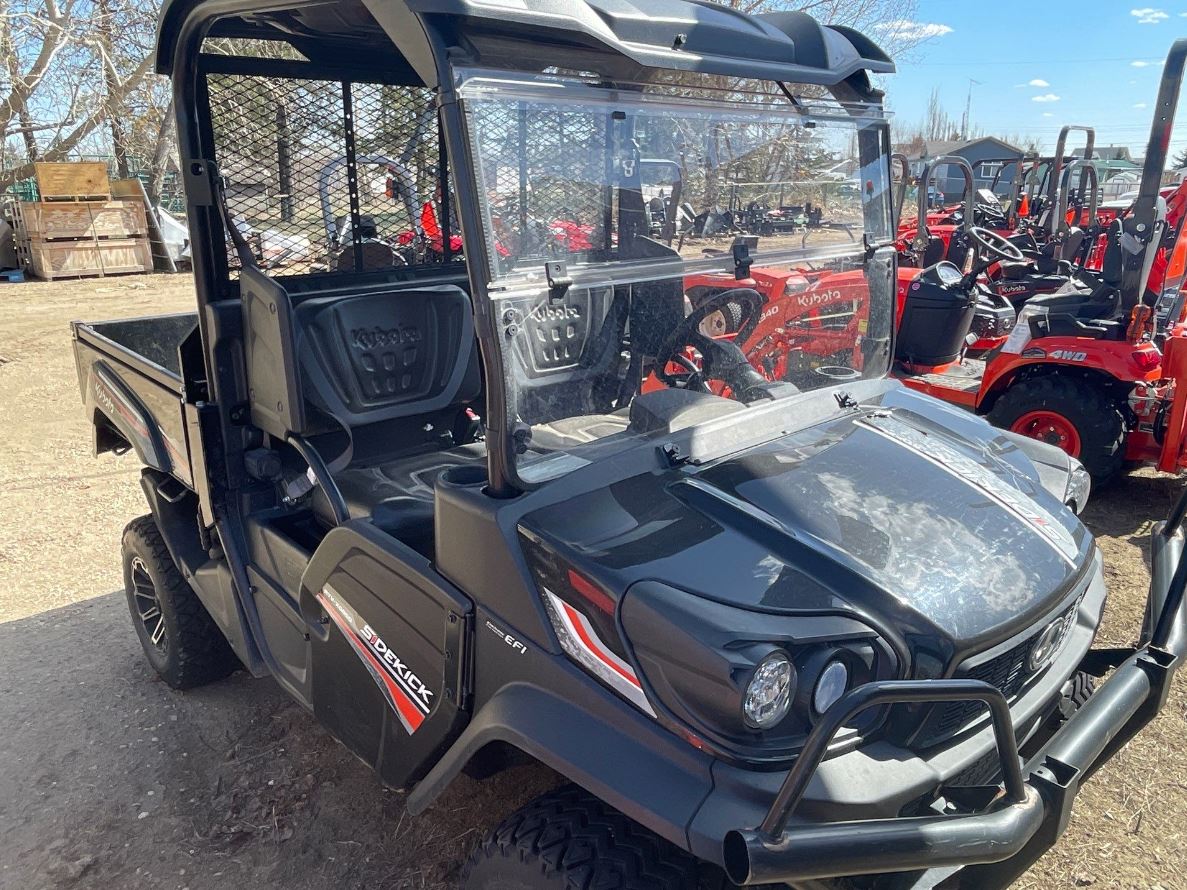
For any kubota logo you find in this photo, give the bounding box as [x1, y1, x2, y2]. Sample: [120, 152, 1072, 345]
[795, 289, 843, 308]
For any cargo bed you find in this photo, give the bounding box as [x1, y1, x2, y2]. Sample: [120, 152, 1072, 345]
[71, 313, 199, 487]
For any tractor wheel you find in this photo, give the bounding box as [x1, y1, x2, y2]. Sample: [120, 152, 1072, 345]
[122, 515, 239, 689]
[988, 375, 1126, 484]
[461, 784, 703, 890]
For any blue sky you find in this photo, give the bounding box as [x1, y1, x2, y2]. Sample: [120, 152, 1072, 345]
[875, 2, 1186, 157]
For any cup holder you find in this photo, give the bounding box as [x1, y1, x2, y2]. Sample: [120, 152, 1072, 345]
[439, 463, 489, 488]
[813, 365, 862, 382]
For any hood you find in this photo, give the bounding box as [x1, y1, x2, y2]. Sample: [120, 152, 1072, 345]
[519, 388, 1094, 666]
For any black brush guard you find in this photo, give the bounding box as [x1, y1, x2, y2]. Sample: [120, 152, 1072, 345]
[723, 491, 1187, 887]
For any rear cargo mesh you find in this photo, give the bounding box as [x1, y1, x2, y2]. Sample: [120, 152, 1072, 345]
[204, 70, 455, 279]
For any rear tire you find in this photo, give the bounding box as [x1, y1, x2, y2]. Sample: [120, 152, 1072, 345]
[988, 375, 1126, 484]
[122, 515, 238, 689]
[460, 784, 702, 890]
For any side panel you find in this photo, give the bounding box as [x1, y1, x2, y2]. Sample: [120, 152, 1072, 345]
[76, 347, 192, 487]
[299, 521, 472, 789]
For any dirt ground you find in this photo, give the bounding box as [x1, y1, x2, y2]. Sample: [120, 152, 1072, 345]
[1, 274, 1184, 890]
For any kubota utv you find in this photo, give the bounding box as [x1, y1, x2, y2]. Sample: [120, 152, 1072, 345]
[70, 2, 1187, 888]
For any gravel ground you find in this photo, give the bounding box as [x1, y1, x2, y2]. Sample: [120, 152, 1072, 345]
[1, 275, 1184, 890]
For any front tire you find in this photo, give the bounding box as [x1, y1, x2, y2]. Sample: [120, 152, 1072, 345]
[122, 515, 238, 689]
[461, 784, 702, 889]
[988, 375, 1126, 483]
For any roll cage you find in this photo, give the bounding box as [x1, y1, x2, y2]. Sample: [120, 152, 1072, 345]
[157, 0, 896, 498]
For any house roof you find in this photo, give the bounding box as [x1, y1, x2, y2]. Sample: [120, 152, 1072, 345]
[1073, 145, 1135, 162]
[893, 136, 1023, 161]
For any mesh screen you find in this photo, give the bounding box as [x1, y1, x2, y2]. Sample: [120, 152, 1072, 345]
[206, 72, 454, 278]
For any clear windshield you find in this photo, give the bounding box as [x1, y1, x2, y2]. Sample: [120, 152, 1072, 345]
[458, 73, 896, 484]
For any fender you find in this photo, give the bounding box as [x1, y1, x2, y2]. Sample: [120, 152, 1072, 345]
[979, 337, 1163, 408]
[89, 361, 188, 480]
[405, 672, 715, 853]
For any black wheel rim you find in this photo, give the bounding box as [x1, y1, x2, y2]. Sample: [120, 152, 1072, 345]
[130, 556, 168, 654]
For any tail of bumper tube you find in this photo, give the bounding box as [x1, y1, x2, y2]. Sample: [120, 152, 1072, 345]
[725, 489, 1187, 887]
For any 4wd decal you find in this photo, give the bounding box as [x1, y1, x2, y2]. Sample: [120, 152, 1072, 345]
[316, 585, 433, 734]
[1050, 349, 1088, 362]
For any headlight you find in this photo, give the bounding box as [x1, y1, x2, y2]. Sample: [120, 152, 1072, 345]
[812, 659, 850, 715]
[743, 651, 796, 729]
[1065, 459, 1091, 514]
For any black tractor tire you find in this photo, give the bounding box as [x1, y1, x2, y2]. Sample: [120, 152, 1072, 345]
[461, 784, 703, 890]
[121, 515, 238, 689]
[988, 375, 1126, 484]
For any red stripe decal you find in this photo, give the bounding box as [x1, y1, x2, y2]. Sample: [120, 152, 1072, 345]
[317, 594, 426, 733]
[561, 601, 641, 689]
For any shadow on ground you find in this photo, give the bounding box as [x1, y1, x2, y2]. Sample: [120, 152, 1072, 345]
[0, 593, 557, 890]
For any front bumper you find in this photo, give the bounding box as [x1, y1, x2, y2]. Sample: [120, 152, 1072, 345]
[722, 500, 1187, 888]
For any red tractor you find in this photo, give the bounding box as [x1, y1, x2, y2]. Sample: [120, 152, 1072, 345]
[886, 54, 1187, 483]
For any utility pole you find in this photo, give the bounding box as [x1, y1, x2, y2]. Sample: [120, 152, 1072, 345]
[961, 78, 982, 140]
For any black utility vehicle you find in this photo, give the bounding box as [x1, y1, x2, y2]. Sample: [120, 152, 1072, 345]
[72, 2, 1187, 887]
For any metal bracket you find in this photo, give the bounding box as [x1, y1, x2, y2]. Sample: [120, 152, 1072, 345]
[732, 235, 758, 280]
[182, 158, 219, 207]
[546, 260, 572, 302]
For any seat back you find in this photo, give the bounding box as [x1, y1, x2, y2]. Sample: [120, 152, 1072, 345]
[295, 285, 480, 429]
[921, 235, 945, 267]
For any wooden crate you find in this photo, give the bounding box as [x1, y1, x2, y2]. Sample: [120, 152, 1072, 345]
[33, 162, 110, 201]
[18, 237, 151, 280]
[13, 200, 147, 241]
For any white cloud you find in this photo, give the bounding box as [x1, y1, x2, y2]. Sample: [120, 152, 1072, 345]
[1032, 93, 1061, 103]
[1131, 7, 1169, 23]
[873, 19, 954, 40]
[1132, 60, 1153, 67]
[1042, 112, 1055, 118]
[1135, 102, 1149, 108]
[1028, 78, 1050, 87]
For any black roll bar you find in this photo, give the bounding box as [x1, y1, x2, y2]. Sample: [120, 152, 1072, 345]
[1124, 39, 1187, 310]
[911, 154, 975, 253]
[1045, 126, 1095, 236]
[1054, 159, 1100, 239]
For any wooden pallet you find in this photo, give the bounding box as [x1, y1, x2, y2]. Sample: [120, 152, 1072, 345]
[17, 236, 151, 280]
[12, 199, 147, 241]
[33, 162, 110, 202]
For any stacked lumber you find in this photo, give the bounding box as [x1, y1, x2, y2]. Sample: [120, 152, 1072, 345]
[12, 163, 152, 280]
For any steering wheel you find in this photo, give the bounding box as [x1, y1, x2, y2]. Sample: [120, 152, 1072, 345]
[654, 288, 770, 400]
[968, 225, 1025, 262]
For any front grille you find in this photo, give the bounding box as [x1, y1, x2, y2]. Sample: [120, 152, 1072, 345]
[915, 597, 1080, 749]
[917, 637, 1033, 747]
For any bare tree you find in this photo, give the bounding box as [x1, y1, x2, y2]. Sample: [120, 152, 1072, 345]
[0, 0, 156, 189]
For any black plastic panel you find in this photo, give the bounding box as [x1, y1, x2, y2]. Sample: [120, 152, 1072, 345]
[299, 521, 473, 788]
[242, 267, 308, 439]
[296, 285, 478, 426]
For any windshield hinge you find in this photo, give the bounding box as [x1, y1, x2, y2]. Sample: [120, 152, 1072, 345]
[732, 236, 757, 280]
[659, 441, 691, 467]
[546, 260, 572, 302]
